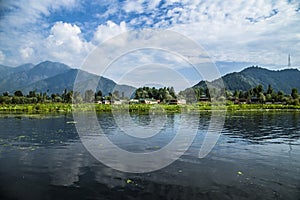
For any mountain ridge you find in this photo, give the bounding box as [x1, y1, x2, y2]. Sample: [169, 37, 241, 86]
[0, 61, 136, 97]
[194, 66, 300, 94]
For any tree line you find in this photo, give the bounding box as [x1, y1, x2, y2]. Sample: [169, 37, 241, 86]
[0, 84, 299, 105]
[179, 84, 300, 105]
[0, 89, 103, 104]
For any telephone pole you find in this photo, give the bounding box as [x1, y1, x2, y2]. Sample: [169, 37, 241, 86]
[288, 54, 291, 67]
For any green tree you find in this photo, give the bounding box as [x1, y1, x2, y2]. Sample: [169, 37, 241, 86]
[259, 92, 266, 103]
[65, 91, 73, 103]
[168, 87, 176, 99]
[276, 91, 284, 102]
[291, 88, 298, 99]
[73, 91, 83, 103]
[266, 94, 272, 102]
[14, 90, 23, 97]
[266, 84, 273, 95]
[28, 90, 36, 98]
[113, 90, 120, 100]
[233, 90, 239, 98]
[84, 90, 94, 102]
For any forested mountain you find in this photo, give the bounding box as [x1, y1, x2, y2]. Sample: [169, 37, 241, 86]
[0, 61, 135, 97]
[194, 66, 300, 94]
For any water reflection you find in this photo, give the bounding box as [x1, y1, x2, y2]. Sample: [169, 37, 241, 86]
[224, 112, 300, 145]
[0, 112, 299, 200]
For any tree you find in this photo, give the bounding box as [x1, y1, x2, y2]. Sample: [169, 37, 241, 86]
[259, 92, 266, 103]
[84, 90, 95, 102]
[14, 90, 23, 97]
[266, 94, 272, 102]
[28, 90, 36, 98]
[233, 90, 240, 98]
[65, 91, 73, 103]
[291, 88, 298, 99]
[253, 84, 263, 97]
[266, 84, 273, 95]
[168, 87, 176, 99]
[73, 91, 83, 103]
[113, 90, 120, 100]
[276, 91, 284, 102]
[95, 90, 102, 101]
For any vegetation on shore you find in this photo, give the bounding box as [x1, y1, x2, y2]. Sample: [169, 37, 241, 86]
[0, 102, 299, 114]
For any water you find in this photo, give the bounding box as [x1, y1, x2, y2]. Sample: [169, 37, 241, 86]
[0, 111, 299, 200]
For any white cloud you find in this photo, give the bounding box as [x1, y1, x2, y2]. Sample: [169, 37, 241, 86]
[148, 0, 161, 10]
[47, 22, 83, 52]
[160, 0, 300, 69]
[0, 0, 82, 66]
[93, 21, 127, 44]
[44, 21, 92, 67]
[123, 0, 144, 13]
[20, 47, 34, 59]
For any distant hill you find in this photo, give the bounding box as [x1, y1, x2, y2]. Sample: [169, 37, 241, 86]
[194, 66, 300, 94]
[0, 61, 136, 97]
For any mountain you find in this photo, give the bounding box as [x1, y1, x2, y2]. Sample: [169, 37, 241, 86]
[0, 64, 11, 79]
[194, 66, 300, 94]
[0, 61, 136, 97]
[12, 63, 35, 73]
[0, 61, 71, 93]
[24, 69, 136, 97]
[0, 63, 35, 80]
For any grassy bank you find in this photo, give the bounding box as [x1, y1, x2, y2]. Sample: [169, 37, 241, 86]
[0, 103, 300, 114]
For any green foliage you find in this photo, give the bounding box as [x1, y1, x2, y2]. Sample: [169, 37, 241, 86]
[14, 90, 23, 97]
[134, 87, 176, 102]
[291, 88, 298, 99]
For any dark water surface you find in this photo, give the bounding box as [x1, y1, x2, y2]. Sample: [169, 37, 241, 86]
[0, 111, 299, 200]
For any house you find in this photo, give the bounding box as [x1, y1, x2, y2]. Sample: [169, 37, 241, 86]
[199, 97, 210, 102]
[250, 97, 260, 104]
[139, 98, 158, 104]
[233, 98, 247, 104]
[129, 99, 139, 104]
[168, 99, 186, 105]
[102, 100, 111, 104]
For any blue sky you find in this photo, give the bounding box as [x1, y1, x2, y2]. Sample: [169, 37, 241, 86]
[0, 0, 300, 89]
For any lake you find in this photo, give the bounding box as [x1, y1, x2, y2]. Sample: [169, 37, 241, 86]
[0, 111, 299, 200]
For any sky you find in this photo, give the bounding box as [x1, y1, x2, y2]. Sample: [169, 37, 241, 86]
[0, 0, 300, 90]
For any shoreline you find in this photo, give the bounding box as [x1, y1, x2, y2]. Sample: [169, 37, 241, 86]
[0, 103, 299, 114]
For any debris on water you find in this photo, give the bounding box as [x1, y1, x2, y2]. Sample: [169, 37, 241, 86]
[237, 171, 243, 175]
[66, 121, 77, 124]
[126, 179, 133, 184]
[57, 129, 64, 133]
[17, 135, 26, 139]
[178, 170, 183, 173]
